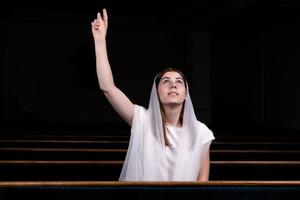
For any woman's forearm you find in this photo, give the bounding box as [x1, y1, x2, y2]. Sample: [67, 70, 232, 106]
[94, 38, 115, 92]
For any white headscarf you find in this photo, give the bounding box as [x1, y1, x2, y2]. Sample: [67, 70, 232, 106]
[119, 74, 215, 181]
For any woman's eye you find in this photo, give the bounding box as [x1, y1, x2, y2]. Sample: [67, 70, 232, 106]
[176, 80, 183, 84]
[162, 80, 169, 84]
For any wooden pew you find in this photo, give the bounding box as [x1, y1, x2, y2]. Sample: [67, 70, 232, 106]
[0, 181, 299, 200]
[1, 132, 300, 181]
[0, 160, 300, 181]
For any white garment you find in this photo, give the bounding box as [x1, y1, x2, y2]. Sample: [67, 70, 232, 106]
[119, 78, 215, 181]
[165, 124, 182, 180]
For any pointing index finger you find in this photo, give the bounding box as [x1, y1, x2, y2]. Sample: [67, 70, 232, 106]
[97, 12, 103, 21]
[103, 8, 108, 27]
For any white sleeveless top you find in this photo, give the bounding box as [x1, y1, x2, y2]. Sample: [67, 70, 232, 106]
[165, 124, 183, 180]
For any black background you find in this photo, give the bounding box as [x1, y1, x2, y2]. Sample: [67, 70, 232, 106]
[1, 0, 300, 134]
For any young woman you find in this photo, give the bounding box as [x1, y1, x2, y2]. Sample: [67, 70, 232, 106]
[91, 9, 215, 181]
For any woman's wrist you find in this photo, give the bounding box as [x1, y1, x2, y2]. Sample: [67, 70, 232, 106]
[94, 37, 106, 45]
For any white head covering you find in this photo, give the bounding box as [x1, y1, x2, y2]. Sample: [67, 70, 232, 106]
[119, 73, 215, 181]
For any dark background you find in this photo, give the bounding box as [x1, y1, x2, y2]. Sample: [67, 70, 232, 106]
[1, 0, 300, 134]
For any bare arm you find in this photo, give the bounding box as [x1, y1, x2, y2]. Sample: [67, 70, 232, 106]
[91, 9, 134, 126]
[197, 148, 210, 181]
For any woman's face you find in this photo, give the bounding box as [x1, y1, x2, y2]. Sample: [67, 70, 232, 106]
[157, 71, 186, 106]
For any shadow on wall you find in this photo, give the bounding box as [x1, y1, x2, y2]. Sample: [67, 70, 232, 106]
[1, 95, 40, 123]
[212, 97, 250, 131]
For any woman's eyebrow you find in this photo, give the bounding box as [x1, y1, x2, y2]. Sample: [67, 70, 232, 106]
[161, 77, 170, 80]
[161, 76, 183, 80]
[161, 77, 183, 81]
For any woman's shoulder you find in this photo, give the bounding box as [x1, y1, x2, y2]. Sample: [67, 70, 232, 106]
[134, 104, 147, 114]
[132, 104, 147, 122]
[195, 121, 215, 143]
[195, 121, 212, 132]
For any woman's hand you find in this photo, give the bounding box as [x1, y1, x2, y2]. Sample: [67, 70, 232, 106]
[91, 8, 108, 42]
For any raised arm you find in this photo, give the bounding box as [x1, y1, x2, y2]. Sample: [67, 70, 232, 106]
[91, 9, 134, 126]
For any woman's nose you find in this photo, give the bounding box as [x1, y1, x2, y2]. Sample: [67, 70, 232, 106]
[170, 82, 177, 88]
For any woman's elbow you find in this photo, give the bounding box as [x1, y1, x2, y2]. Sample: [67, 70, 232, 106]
[99, 84, 115, 94]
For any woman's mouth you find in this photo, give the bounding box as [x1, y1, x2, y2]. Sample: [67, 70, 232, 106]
[168, 92, 178, 96]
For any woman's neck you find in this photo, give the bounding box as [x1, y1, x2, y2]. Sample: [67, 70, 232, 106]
[163, 104, 183, 127]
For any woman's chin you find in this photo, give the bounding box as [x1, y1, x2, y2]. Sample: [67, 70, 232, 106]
[162, 101, 184, 107]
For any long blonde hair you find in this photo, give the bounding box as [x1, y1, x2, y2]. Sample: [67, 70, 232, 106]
[155, 67, 187, 146]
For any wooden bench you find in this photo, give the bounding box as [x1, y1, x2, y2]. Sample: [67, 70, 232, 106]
[0, 181, 299, 200]
[1, 132, 299, 181]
